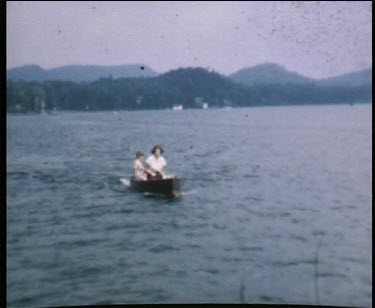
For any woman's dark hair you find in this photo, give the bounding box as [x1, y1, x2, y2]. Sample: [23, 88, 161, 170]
[151, 145, 164, 154]
[136, 151, 144, 158]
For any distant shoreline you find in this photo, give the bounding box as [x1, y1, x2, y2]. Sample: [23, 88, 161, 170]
[6, 101, 372, 115]
[6, 67, 371, 114]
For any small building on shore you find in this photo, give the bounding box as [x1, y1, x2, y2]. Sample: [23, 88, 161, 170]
[172, 104, 183, 111]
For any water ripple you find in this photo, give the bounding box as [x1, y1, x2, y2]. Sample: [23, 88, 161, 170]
[272, 259, 315, 267]
[149, 244, 179, 253]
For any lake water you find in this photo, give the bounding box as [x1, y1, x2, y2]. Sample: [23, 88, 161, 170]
[7, 104, 372, 307]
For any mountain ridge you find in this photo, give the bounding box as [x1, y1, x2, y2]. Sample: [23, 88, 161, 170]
[318, 68, 372, 87]
[7, 62, 371, 88]
[6, 64, 157, 82]
[228, 63, 315, 86]
[228, 63, 371, 87]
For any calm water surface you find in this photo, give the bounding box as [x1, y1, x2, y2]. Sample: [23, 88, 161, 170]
[7, 104, 372, 307]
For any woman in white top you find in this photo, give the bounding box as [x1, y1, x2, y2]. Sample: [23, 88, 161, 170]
[145, 145, 167, 179]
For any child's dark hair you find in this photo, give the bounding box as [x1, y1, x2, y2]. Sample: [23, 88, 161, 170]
[151, 145, 164, 154]
[136, 151, 144, 158]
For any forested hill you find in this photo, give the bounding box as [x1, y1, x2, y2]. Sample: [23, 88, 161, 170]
[229, 63, 315, 86]
[6, 67, 372, 113]
[318, 68, 372, 87]
[229, 63, 372, 87]
[7, 64, 157, 82]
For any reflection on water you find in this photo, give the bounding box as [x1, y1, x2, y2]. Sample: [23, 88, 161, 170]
[7, 104, 372, 307]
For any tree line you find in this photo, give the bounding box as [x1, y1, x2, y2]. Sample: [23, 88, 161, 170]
[6, 67, 372, 113]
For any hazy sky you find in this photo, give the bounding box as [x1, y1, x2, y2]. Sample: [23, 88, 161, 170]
[7, 1, 372, 78]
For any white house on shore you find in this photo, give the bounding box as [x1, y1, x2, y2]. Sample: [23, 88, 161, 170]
[172, 104, 183, 110]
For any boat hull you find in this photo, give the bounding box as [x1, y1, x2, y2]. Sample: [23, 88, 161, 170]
[130, 176, 181, 197]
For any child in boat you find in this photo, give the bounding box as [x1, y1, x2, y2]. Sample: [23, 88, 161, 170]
[133, 151, 148, 181]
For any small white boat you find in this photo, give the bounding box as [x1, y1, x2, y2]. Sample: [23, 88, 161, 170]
[172, 105, 183, 111]
[202, 103, 208, 109]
